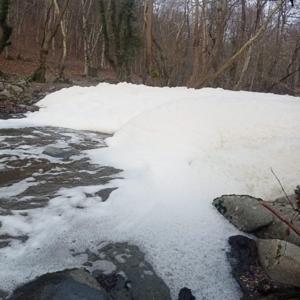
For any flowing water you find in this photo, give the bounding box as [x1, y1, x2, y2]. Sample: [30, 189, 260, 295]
[0, 127, 121, 250]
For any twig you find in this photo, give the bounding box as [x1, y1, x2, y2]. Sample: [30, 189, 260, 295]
[270, 168, 298, 211]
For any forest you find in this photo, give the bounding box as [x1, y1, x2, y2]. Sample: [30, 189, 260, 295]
[0, 0, 299, 95]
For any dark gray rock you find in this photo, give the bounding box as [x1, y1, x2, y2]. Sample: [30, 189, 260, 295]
[96, 273, 132, 300]
[227, 235, 300, 300]
[178, 287, 195, 300]
[213, 195, 274, 232]
[7, 269, 109, 300]
[95, 188, 118, 202]
[92, 243, 172, 300]
[42, 146, 79, 160]
[8, 242, 171, 300]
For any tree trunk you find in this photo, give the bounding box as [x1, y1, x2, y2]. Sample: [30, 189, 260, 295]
[0, 0, 12, 55]
[54, 0, 68, 81]
[81, 0, 92, 77]
[31, 48, 48, 83]
[187, 0, 200, 87]
[143, 0, 153, 83]
[31, 0, 69, 82]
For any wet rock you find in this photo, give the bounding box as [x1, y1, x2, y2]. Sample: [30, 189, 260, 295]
[96, 273, 132, 300]
[213, 195, 273, 232]
[0, 234, 29, 248]
[0, 127, 121, 243]
[0, 240, 10, 249]
[178, 287, 195, 300]
[42, 146, 79, 159]
[228, 235, 300, 299]
[7, 269, 109, 300]
[84, 243, 171, 300]
[95, 188, 118, 202]
[257, 239, 300, 288]
[8, 243, 172, 300]
[0, 100, 30, 116]
[0, 289, 8, 300]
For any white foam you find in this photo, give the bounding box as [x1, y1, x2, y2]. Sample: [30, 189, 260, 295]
[1, 83, 300, 299]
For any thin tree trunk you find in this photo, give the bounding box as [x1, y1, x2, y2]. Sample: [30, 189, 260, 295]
[143, 0, 153, 83]
[234, 45, 253, 90]
[0, 0, 12, 55]
[53, 0, 68, 81]
[187, 0, 200, 87]
[81, 0, 91, 77]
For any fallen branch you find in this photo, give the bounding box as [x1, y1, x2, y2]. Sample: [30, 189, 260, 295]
[261, 202, 300, 237]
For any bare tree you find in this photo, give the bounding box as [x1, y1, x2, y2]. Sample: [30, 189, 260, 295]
[0, 0, 12, 55]
[31, 0, 70, 83]
[143, 0, 154, 83]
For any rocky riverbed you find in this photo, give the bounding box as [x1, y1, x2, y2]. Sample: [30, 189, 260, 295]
[0, 78, 43, 118]
[0, 75, 105, 119]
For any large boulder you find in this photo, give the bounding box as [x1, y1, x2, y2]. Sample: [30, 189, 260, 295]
[213, 195, 274, 232]
[257, 239, 300, 288]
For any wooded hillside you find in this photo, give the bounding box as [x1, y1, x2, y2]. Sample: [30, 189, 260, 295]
[1, 0, 300, 95]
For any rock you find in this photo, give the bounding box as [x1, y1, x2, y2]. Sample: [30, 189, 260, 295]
[178, 287, 195, 300]
[96, 273, 132, 300]
[255, 195, 300, 247]
[42, 146, 79, 160]
[93, 243, 172, 300]
[257, 239, 300, 288]
[95, 188, 118, 202]
[8, 269, 109, 300]
[8, 243, 172, 300]
[0, 89, 12, 100]
[228, 235, 300, 299]
[7, 84, 24, 96]
[213, 195, 274, 233]
[295, 186, 300, 198]
[0, 79, 40, 118]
